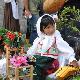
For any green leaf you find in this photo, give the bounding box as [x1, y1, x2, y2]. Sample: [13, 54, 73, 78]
[4, 38, 11, 45]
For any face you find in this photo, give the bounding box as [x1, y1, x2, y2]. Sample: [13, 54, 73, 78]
[43, 24, 55, 36]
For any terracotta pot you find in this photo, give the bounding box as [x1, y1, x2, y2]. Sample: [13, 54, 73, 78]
[43, 0, 65, 14]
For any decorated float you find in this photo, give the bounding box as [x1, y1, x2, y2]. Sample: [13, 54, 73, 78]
[0, 0, 80, 79]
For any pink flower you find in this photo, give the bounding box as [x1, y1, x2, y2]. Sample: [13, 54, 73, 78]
[10, 55, 28, 67]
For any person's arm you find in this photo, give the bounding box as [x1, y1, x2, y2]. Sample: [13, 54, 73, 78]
[55, 30, 78, 67]
[27, 37, 40, 57]
[23, 0, 31, 16]
[23, 0, 29, 11]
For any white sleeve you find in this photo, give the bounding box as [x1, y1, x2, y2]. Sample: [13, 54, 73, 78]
[55, 30, 76, 63]
[27, 37, 39, 57]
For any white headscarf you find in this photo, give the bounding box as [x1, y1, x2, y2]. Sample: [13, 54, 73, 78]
[27, 14, 58, 56]
[36, 14, 57, 39]
[33, 14, 59, 54]
[11, 0, 19, 19]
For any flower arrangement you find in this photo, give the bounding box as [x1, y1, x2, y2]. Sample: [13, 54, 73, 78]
[10, 55, 28, 67]
[0, 27, 27, 51]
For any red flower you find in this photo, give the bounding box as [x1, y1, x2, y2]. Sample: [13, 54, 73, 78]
[6, 32, 15, 41]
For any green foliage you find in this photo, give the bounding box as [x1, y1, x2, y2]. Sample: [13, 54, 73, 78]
[57, 6, 80, 33]
[0, 27, 27, 50]
[73, 75, 80, 80]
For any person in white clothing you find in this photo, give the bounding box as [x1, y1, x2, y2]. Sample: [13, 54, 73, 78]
[27, 14, 78, 80]
[3, 0, 20, 32]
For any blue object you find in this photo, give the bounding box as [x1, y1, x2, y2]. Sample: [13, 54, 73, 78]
[29, 30, 38, 45]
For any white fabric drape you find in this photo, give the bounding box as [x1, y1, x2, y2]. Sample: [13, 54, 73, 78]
[11, 0, 19, 19]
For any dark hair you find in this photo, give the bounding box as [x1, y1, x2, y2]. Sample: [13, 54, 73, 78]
[40, 15, 55, 32]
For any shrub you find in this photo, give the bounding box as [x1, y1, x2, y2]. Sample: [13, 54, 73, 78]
[57, 6, 80, 40]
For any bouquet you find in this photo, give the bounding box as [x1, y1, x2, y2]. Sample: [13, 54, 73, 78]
[10, 55, 28, 67]
[0, 27, 27, 50]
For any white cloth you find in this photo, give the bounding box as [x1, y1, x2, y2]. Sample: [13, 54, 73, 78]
[36, 14, 56, 38]
[27, 14, 76, 67]
[0, 58, 6, 77]
[4, 0, 11, 3]
[4, 0, 19, 19]
[52, 14, 58, 20]
[11, 0, 19, 19]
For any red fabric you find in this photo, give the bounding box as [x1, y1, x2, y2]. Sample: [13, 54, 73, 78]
[43, 53, 58, 56]
[46, 59, 59, 75]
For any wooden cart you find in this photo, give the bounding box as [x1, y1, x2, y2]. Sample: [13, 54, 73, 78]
[5, 46, 33, 80]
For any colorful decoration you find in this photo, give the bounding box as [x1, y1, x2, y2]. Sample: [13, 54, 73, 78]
[55, 66, 80, 80]
[46, 66, 80, 80]
[10, 55, 28, 67]
[6, 31, 16, 41]
[43, 0, 65, 13]
[0, 27, 26, 50]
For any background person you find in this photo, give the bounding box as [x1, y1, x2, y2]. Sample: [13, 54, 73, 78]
[3, 0, 20, 32]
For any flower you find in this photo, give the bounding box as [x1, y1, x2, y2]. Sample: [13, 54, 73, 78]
[0, 27, 26, 50]
[6, 31, 15, 41]
[10, 55, 28, 67]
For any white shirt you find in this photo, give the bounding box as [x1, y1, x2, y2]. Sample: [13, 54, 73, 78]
[27, 30, 76, 67]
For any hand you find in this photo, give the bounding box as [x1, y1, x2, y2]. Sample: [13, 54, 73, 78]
[70, 60, 79, 67]
[24, 10, 31, 17]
